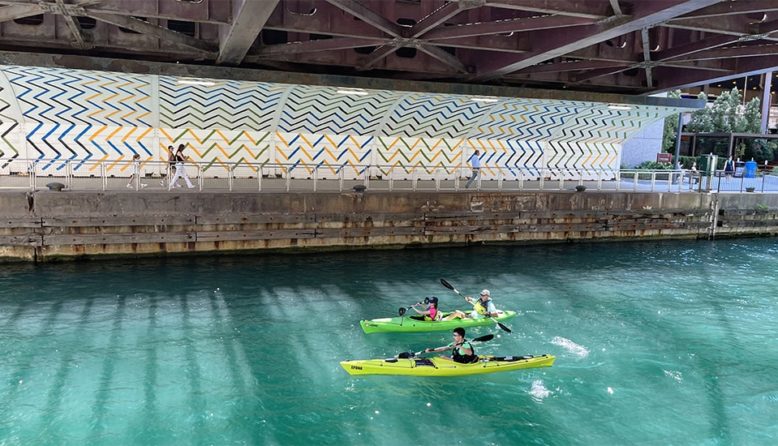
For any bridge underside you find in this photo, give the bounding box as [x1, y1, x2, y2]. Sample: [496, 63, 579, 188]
[0, 0, 775, 94]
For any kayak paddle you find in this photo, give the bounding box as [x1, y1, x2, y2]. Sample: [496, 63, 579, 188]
[439, 278, 512, 334]
[397, 334, 495, 359]
[398, 296, 430, 316]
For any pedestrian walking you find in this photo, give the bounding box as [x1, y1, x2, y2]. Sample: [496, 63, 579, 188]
[168, 144, 195, 189]
[126, 154, 147, 189]
[465, 149, 481, 189]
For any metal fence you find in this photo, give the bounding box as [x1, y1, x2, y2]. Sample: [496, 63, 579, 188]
[0, 158, 775, 193]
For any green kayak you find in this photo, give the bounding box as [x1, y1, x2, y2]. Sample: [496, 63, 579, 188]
[359, 310, 516, 334]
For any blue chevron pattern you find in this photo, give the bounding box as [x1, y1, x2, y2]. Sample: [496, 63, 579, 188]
[279, 85, 396, 135]
[381, 94, 492, 139]
[159, 76, 285, 131]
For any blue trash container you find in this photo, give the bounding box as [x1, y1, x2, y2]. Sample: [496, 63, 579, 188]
[744, 160, 758, 178]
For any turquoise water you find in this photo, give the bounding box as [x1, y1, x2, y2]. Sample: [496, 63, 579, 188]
[1, 240, 777, 445]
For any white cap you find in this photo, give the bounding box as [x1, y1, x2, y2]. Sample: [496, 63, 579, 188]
[480, 289, 490, 296]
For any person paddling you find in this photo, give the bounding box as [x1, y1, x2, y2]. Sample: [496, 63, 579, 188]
[466, 289, 499, 319]
[412, 296, 442, 321]
[424, 327, 478, 364]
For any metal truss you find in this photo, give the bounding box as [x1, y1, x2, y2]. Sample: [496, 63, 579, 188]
[0, 0, 777, 93]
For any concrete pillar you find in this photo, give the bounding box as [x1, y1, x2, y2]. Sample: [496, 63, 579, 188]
[762, 72, 772, 134]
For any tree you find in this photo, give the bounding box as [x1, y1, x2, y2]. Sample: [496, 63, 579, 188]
[685, 92, 713, 133]
[685, 87, 770, 161]
[662, 90, 681, 151]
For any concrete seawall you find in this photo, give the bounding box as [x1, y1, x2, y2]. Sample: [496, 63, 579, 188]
[2, 191, 777, 262]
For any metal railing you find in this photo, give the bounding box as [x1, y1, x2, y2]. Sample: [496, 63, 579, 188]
[1, 158, 776, 193]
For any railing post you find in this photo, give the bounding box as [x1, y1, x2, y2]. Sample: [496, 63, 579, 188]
[29, 160, 36, 191]
[650, 172, 656, 192]
[412, 169, 417, 191]
[762, 170, 766, 193]
[313, 165, 318, 192]
[63, 160, 71, 190]
[558, 169, 565, 190]
[198, 164, 203, 191]
[339, 167, 344, 192]
[258, 165, 263, 192]
[101, 162, 106, 191]
[228, 164, 234, 191]
[539, 168, 545, 190]
[286, 165, 291, 192]
[389, 166, 394, 192]
[454, 166, 460, 191]
[435, 168, 440, 191]
[497, 169, 503, 191]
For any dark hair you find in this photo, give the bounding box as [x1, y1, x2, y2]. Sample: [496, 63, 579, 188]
[177, 144, 186, 151]
[453, 327, 465, 337]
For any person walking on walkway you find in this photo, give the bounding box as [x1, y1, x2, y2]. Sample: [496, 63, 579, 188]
[161, 145, 177, 187]
[465, 149, 481, 189]
[126, 153, 147, 189]
[168, 144, 195, 190]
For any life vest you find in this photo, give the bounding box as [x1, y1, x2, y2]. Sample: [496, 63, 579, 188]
[451, 340, 477, 364]
[474, 298, 491, 315]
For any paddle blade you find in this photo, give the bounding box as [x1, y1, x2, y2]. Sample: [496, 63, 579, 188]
[398, 307, 406, 316]
[473, 334, 495, 343]
[496, 321, 512, 334]
[440, 278, 454, 290]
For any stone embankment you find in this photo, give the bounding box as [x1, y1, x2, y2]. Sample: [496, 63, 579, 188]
[1, 191, 777, 262]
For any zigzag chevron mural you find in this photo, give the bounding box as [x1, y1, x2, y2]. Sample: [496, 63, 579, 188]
[0, 64, 688, 180]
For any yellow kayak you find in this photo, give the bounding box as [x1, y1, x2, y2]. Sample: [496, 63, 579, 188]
[340, 354, 554, 377]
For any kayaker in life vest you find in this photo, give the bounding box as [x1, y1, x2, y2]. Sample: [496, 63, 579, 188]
[465, 289, 499, 319]
[412, 296, 442, 321]
[424, 327, 478, 364]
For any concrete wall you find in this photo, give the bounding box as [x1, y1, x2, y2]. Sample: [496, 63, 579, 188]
[620, 118, 665, 168]
[3, 190, 777, 262]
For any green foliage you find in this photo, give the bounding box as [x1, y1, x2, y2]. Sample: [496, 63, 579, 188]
[662, 90, 682, 151]
[678, 156, 697, 169]
[686, 88, 763, 134]
[635, 161, 673, 170]
[744, 139, 777, 163]
[685, 87, 769, 161]
[686, 92, 714, 133]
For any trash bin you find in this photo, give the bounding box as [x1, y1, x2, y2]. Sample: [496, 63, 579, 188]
[744, 160, 758, 178]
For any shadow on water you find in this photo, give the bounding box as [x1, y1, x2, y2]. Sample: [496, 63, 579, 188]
[41, 296, 95, 438]
[140, 294, 161, 442]
[86, 295, 126, 444]
[177, 293, 207, 444]
[1, 299, 64, 410]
